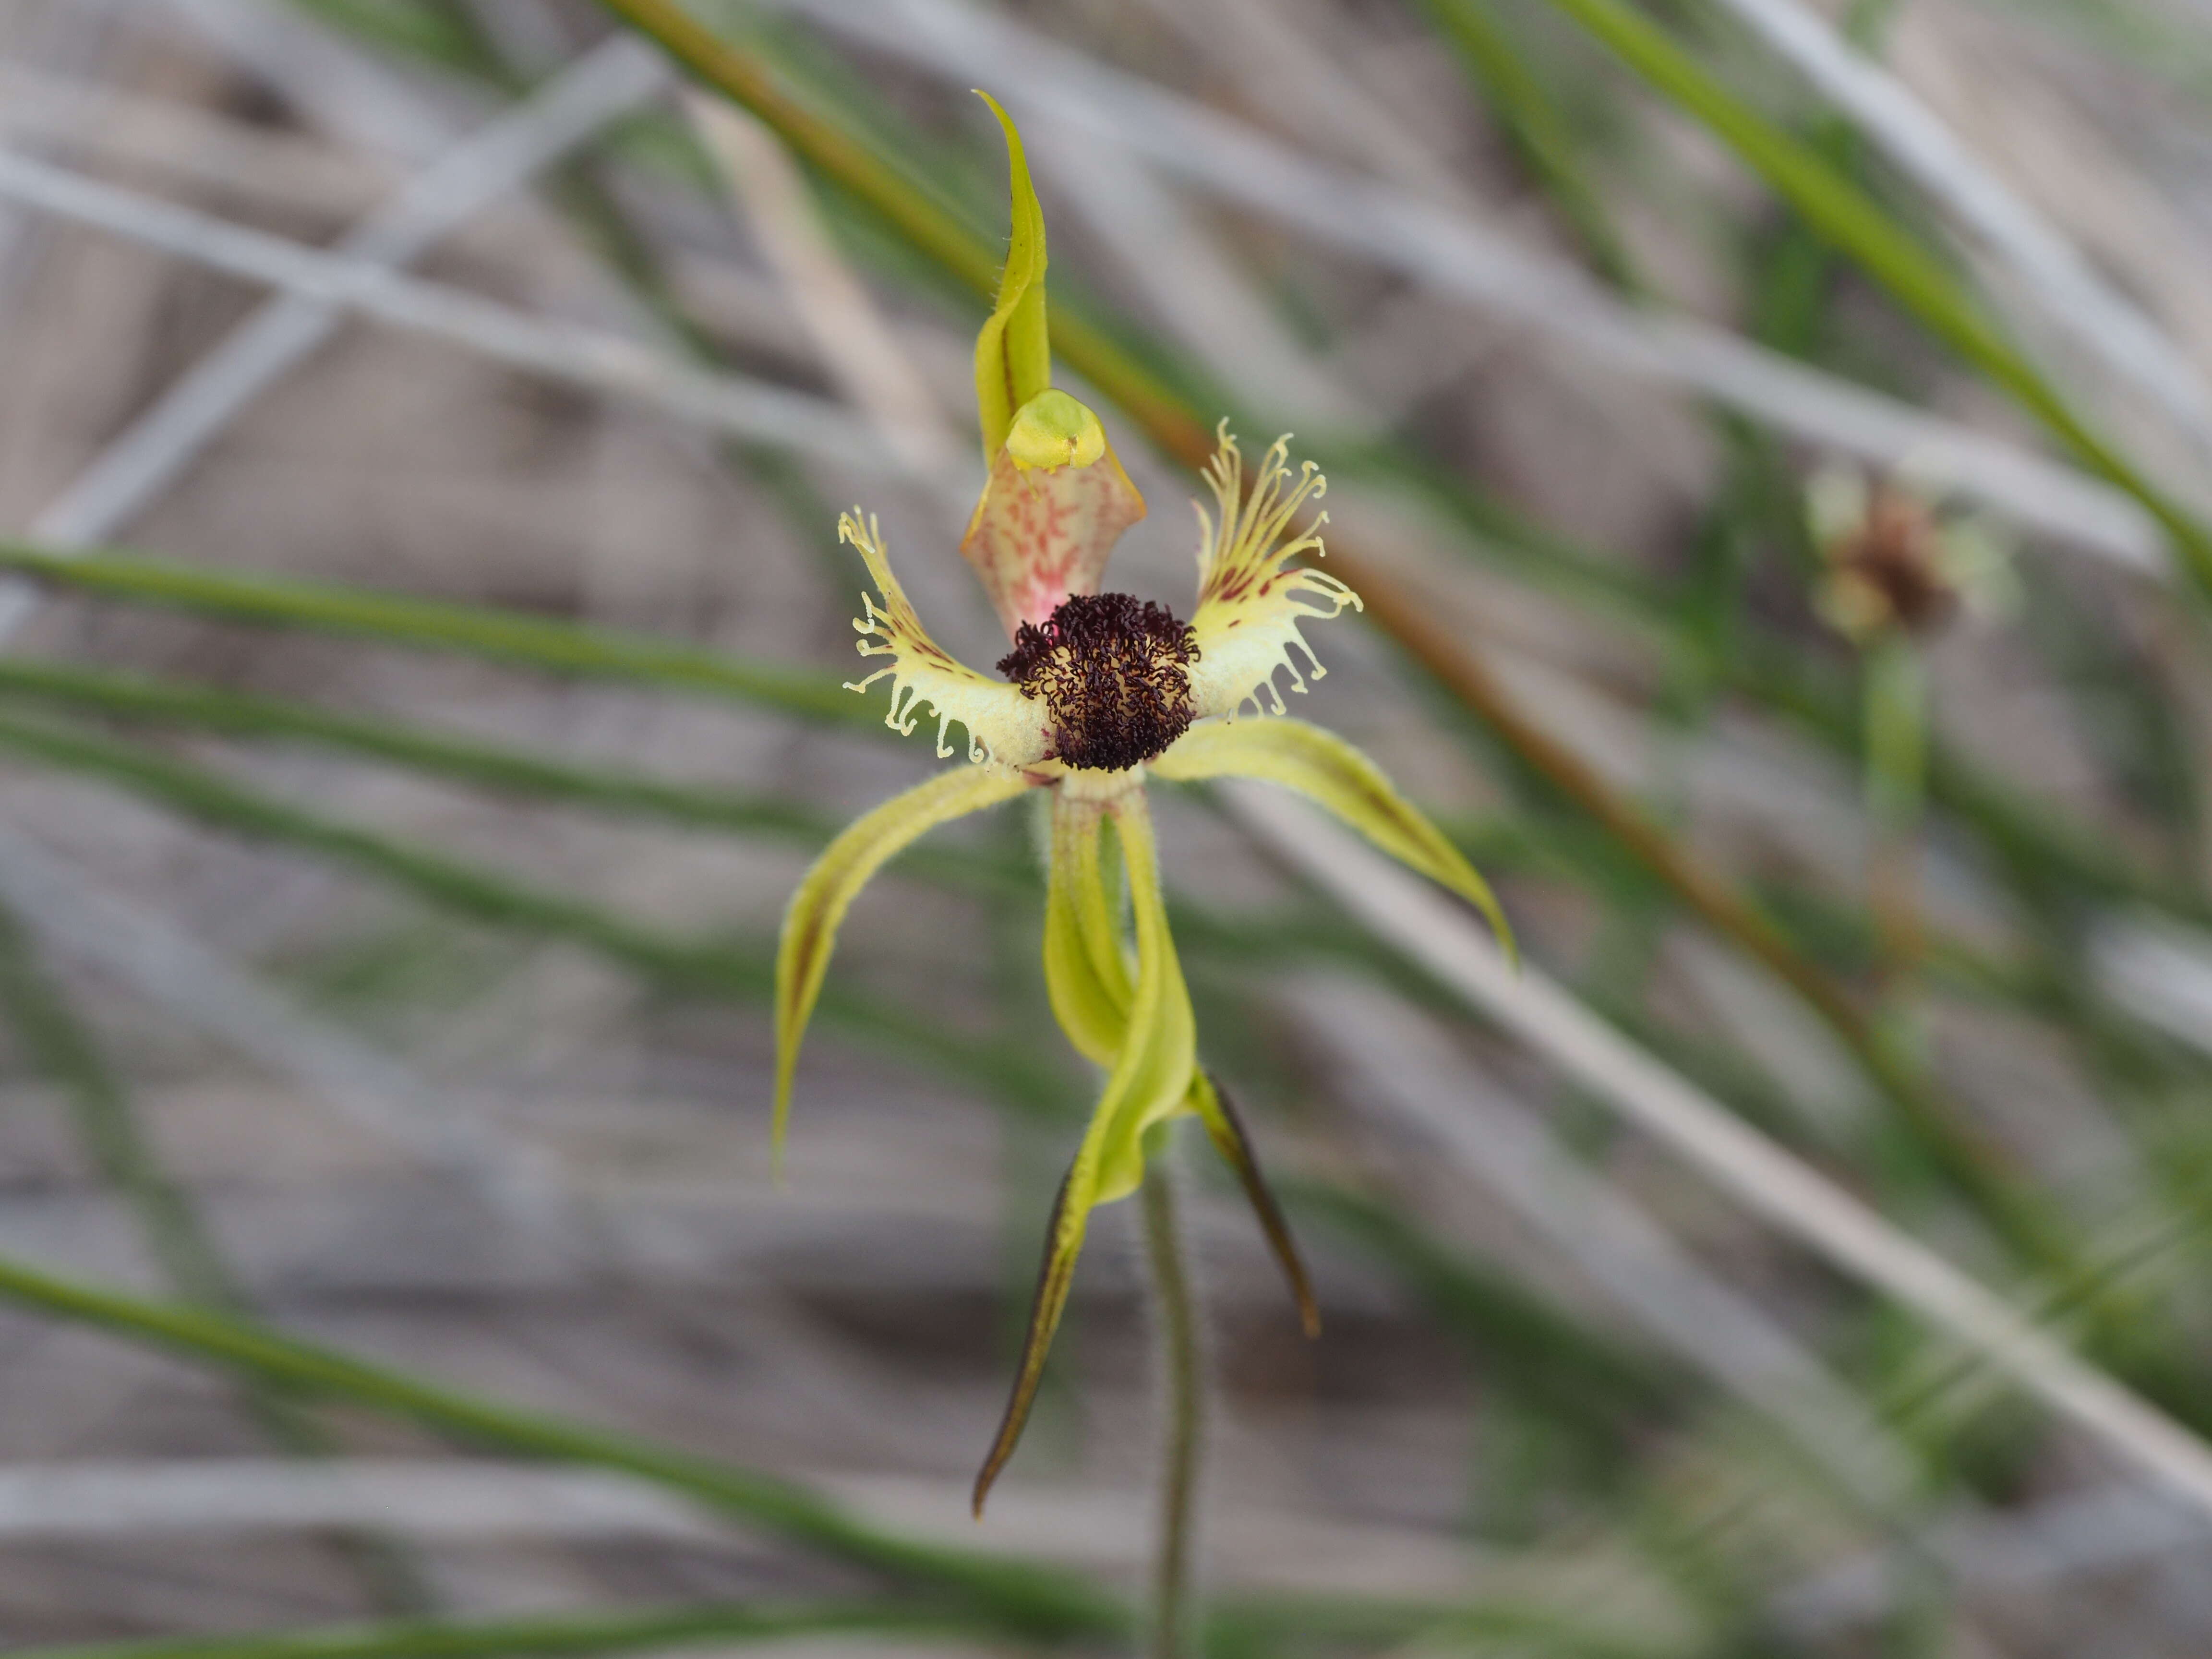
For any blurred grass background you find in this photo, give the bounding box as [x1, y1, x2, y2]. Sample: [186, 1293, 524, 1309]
[0, 0, 2210, 1652]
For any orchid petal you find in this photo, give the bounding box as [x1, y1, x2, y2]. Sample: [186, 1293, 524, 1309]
[1184, 426, 1362, 720]
[841, 509, 1050, 767]
[960, 394, 1148, 637]
[775, 763, 1031, 1170]
[1152, 714, 1516, 962]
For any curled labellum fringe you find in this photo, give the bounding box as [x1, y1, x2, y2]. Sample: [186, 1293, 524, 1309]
[998, 592, 1199, 772]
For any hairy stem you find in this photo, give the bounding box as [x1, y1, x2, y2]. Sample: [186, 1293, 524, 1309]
[1140, 1140, 1204, 1659]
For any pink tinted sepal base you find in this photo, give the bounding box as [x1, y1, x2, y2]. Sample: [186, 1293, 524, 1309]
[960, 439, 1148, 638]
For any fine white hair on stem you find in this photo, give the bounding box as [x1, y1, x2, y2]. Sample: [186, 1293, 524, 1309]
[1226, 781, 2212, 1523]
[767, 0, 2165, 574]
[1298, 977, 1924, 1518]
[1706, 0, 2212, 461]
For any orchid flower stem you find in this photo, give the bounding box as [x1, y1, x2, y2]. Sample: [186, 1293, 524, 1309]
[1864, 634, 1928, 986]
[1140, 1132, 1204, 1659]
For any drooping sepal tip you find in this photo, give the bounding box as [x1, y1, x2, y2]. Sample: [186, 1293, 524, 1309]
[1193, 1071, 1321, 1338]
[975, 790, 1199, 1515]
[972, 1164, 1083, 1518]
[972, 90, 1052, 461]
[773, 767, 1032, 1201]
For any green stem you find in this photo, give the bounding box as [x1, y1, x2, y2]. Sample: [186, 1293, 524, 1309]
[1863, 635, 1928, 834]
[1863, 633, 1928, 987]
[1140, 1140, 1204, 1659]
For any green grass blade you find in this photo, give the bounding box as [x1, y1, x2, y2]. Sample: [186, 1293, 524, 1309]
[0, 660, 1020, 894]
[0, 713, 740, 979]
[0, 542, 866, 727]
[0, 900, 439, 1609]
[0, 659, 823, 829]
[1414, 0, 1645, 290]
[1521, 0, 2212, 584]
[0, 712, 1062, 1112]
[8, 1603, 971, 1659]
[0, 1251, 1123, 1640]
[0, 902, 247, 1313]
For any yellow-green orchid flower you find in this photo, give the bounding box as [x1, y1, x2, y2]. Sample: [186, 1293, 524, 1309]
[774, 96, 1512, 1516]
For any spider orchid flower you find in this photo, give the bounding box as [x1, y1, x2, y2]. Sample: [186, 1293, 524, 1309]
[774, 96, 1512, 1515]
[1806, 466, 2017, 644]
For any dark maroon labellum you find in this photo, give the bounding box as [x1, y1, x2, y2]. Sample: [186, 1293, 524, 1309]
[997, 592, 1200, 771]
[1842, 490, 1958, 634]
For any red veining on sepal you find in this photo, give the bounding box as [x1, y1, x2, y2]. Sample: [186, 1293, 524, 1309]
[960, 443, 1147, 637]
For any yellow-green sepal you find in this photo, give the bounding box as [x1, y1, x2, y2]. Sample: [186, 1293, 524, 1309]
[1151, 715, 1516, 963]
[1039, 799, 1317, 1334]
[1190, 1070, 1320, 1337]
[1042, 793, 1131, 1067]
[971, 1150, 1087, 1516]
[1086, 790, 1199, 1206]
[774, 764, 1030, 1170]
[973, 92, 1052, 461]
[974, 789, 1196, 1515]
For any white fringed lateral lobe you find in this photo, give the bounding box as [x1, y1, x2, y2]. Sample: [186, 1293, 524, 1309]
[1185, 427, 1362, 719]
[840, 509, 1050, 766]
